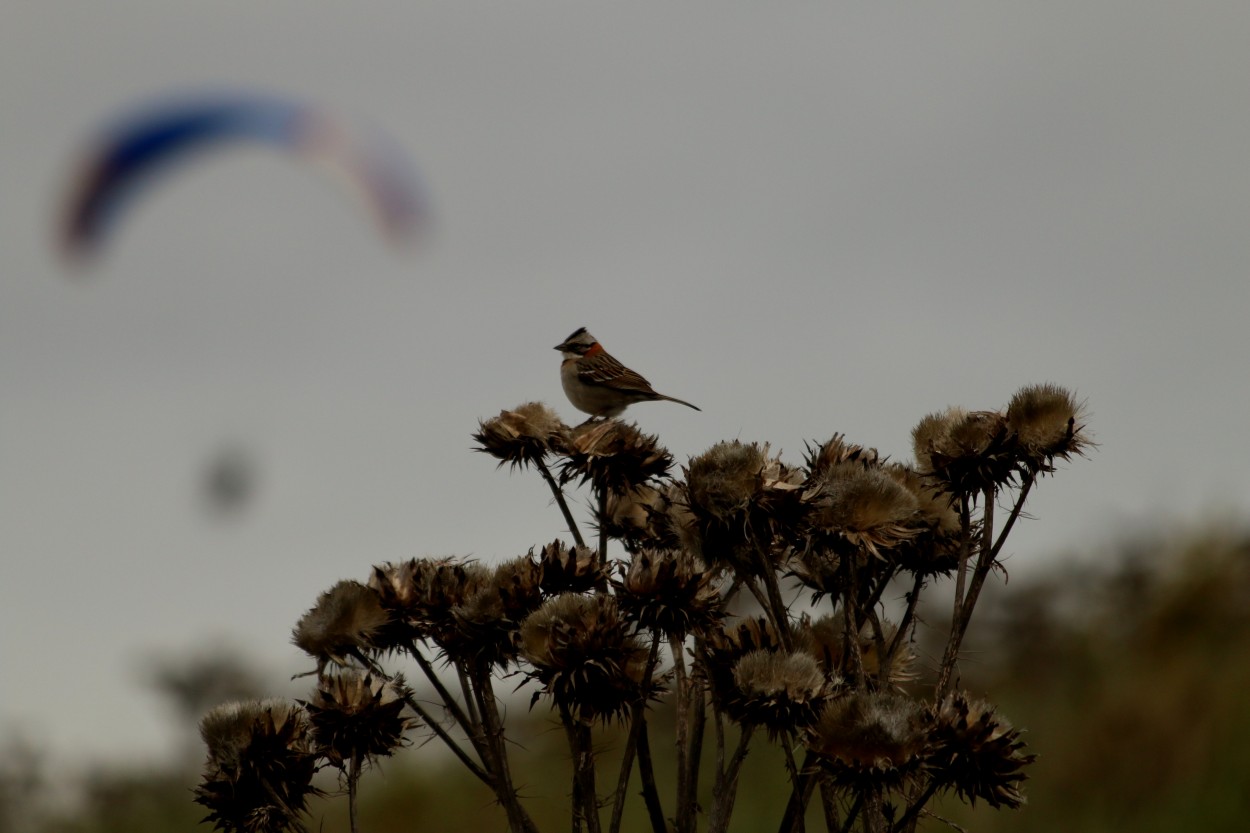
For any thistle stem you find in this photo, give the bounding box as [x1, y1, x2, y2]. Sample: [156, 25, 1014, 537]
[476, 669, 537, 833]
[885, 573, 925, 672]
[670, 634, 693, 833]
[355, 652, 493, 786]
[707, 725, 754, 833]
[348, 751, 362, 833]
[889, 780, 941, 833]
[536, 457, 587, 549]
[935, 500, 974, 700]
[560, 702, 602, 833]
[636, 721, 668, 833]
[777, 749, 819, 833]
[409, 643, 483, 747]
[609, 637, 662, 833]
[597, 485, 609, 567]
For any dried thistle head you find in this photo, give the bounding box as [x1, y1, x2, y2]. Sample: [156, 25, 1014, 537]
[913, 408, 1018, 496]
[613, 549, 724, 638]
[535, 540, 606, 596]
[559, 419, 673, 494]
[789, 547, 843, 600]
[804, 434, 880, 479]
[683, 441, 804, 571]
[303, 671, 412, 769]
[368, 558, 491, 649]
[519, 593, 650, 722]
[930, 692, 1036, 809]
[603, 484, 673, 550]
[726, 649, 834, 736]
[686, 440, 771, 522]
[443, 556, 545, 668]
[473, 402, 569, 470]
[800, 615, 916, 687]
[195, 699, 319, 833]
[292, 581, 389, 671]
[884, 464, 962, 577]
[656, 481, 702, 555]
[702, 616, 788, 709]
[802, 466, 921, 559]
[1005, 383, 1090, 472]
[807, 693, 928, 787]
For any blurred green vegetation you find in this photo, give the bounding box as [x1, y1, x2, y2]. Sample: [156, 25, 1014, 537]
[6, 528, 1248, 833]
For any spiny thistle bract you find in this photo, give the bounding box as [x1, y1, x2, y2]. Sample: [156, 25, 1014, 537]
[930, 692, 1036, 809]
[473, 402, 569, 470]
[804, 434, 880, 479]
[195, 700, 319, 833]
[303, 671, 413, 769]
[613, 548, 724, 638]
[534, 539, 606, 596]
[292, 581, 389, 671]
[518, 593, 650, 722]
[558, 419, 673, 495]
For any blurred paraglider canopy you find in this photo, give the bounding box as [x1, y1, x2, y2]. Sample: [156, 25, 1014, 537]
[59, 90, 427, 263]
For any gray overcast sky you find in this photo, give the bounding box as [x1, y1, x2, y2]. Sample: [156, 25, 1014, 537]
[4, 3, 1249, 766]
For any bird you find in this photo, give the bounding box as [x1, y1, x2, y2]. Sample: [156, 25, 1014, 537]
[555, 327, 701, 419]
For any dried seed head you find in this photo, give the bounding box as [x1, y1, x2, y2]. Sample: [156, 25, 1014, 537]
[687, 441, 770, 521]
[803, 467, 921, 559]
[292, 581, 389, 670]
[658, 482, 703, 556]
[195, 699, 318, 833]
[913, 409, 1018, 496]
[728, 649, 833, 736]
[885, 464, 962, 577]
[303, 671, 412, 768]
[603, 484, 672, 549]
[799, 616, 916, 687]
[703, 617, 788, 709]
[613, 549, 724, 637]
[807, 693, 928, 786]
[1006, 384, 1090, 471]
[559, 419, 673, 494]
[683, 441, 804, 571]
[519, 593, 650, 722]
[443, 556, 545, 668]
[805, 434, 880, 479]
[473, 402, 569, 470]
[535, 540, 606, 596]
[369, 559, 428, 612]
[931, 692, 1036, 809]
[789, 548, 843, 600]
[368, 558, 491, 648]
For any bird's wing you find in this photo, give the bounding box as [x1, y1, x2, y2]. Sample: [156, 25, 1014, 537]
[578, 351, 657, 394]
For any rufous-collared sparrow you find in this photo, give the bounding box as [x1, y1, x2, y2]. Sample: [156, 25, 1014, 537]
[555, 327, 700, 419]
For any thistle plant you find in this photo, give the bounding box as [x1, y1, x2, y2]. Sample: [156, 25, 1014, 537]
[195, 385, 1089, 833]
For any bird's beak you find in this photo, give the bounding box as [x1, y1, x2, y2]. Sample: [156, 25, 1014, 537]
[553, 341, 567, 351]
